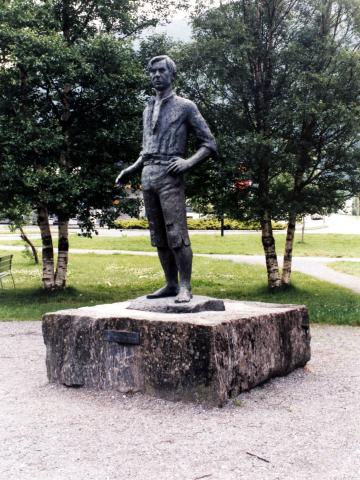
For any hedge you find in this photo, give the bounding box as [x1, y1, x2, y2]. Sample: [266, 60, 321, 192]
[114, 218, 286, 230]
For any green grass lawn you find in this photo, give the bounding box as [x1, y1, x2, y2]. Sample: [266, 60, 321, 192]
[328, 261, 360, 278]
[1, 232, 359, 257]
[1, 250, 359, 325]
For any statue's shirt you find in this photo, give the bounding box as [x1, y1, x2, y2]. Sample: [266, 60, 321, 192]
[141, 93, 217, 157]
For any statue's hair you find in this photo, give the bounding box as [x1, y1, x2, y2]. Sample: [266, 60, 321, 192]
[147, 55, 177, 79]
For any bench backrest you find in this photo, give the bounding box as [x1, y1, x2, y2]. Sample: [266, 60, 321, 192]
[0, 255, 13, 274]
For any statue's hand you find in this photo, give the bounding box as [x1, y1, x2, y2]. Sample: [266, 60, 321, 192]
[166, 157, 190, 175]
[115, 169, 128, 186]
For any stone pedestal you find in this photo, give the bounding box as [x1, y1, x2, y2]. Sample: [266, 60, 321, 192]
[42, 297, 311, 407]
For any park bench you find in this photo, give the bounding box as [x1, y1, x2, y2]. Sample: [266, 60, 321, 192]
[0, 255, 15, 288]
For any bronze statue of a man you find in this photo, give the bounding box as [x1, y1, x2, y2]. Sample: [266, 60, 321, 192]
[116, 55, 217, 303]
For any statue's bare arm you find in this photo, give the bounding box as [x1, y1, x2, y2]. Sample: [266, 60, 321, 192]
[166, 147, 211, 175]
[115, 156, 144, 185]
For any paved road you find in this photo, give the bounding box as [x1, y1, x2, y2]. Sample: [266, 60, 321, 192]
[1, 321, 359, 480]
[204, 254, 360, 295]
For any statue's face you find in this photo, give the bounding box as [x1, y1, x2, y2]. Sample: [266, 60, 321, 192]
[149, 59, 173, 91]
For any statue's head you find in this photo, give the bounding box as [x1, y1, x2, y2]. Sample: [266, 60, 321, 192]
[148, 55, 177, 91]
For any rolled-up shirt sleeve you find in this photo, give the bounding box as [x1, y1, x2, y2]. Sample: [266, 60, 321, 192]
[187, 101, 218, 156]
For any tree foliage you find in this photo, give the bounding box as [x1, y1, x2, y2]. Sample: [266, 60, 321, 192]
[172, 0, 360, 287]
[0, 0, 180, 288]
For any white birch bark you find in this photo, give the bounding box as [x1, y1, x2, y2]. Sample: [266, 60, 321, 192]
[37, 206, 55, 289]
[55, 219, 69, 288]
[261, 211, 281, 288]
[281, 212, 297, 286]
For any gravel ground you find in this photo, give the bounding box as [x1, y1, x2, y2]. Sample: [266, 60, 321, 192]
[1, 321, 360, 480]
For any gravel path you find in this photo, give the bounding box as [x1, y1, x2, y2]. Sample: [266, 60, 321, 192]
[1, 321, 360, 480]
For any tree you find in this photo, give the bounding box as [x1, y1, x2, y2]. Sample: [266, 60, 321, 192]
[0, 0, 179, 289]
[276, 0, 360, 284]
[0, 204, 39, 264]
[176, 0, 360, 287]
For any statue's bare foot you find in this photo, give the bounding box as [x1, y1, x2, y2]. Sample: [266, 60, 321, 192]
[174, 286, 192, 303]
[147, 285, 179, 299]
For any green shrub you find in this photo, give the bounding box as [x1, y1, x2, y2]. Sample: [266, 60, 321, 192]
[186, 218, 285, 230]
[114, 217, 285, 230]
[114, 218, 149, 229]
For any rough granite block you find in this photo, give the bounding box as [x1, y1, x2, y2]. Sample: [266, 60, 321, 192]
[127, 295, 225, 313]
[42, 298, 311, 407]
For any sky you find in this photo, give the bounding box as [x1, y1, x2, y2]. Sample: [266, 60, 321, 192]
[140, 0, 224, 42]
[141, 15, 192, 42]
[150, 16, 192, 41]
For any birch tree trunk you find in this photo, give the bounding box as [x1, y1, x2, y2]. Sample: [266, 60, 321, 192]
[55, 219, 69, 288]
[281, 211, 297, 286]
[301, 217, 305, 243]
[19, 226, 39, 264]
[37, 206, 55, 289]
[281, 133, 311, 286]
[260, 211, 281, 288]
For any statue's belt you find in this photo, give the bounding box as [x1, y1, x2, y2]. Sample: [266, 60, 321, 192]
[142, 154, 180, 166]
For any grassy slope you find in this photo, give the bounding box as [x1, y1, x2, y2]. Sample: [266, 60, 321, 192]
[1, 250, 359, 324]
[328, 262, 360, 278]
